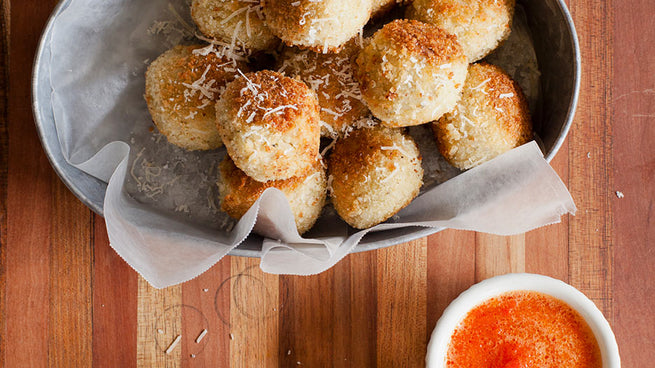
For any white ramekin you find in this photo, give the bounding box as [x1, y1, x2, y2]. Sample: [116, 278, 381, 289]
[426, 273, 620, 367]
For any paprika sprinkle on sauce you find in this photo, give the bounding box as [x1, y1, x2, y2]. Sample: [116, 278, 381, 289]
[446, 291, 602, 368]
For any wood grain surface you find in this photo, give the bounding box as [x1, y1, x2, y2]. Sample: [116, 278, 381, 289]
[612, 2, 655, 367]
[2, 0, 654, 367]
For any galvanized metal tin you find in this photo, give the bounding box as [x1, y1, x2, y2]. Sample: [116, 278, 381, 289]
[32, 0, 580, 257]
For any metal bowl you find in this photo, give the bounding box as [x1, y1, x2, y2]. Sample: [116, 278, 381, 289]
[32, 0, 580, 257]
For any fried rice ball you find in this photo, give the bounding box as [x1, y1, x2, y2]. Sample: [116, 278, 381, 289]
[263, 0, 371, 53]
[191, 0, 278, 52]
[355, 19, 468, 127]
[145, 45, 248, 150]
[407, 0, 515, 62]
[432, 62, 532, 170]
[276, 40, 372, 137]
[218, 156, 326, 234]
[328, 126, 423, 229]
[215, 70, 320, 182]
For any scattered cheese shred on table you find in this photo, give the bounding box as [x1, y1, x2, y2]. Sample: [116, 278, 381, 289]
[165, 335, 182, 354]
[195, 329, 208, 343]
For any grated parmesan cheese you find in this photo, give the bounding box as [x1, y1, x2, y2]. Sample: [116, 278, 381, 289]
[195, 329, 208, 343]
[181, 65, 220, 100]
[380, 143, 410, 158]
[321, 137, 338, 156]
[165, 335, 182, 354]
[262, 105, 299, 118]
[220, 6, 249, 25]
[470, 78, 491, 92]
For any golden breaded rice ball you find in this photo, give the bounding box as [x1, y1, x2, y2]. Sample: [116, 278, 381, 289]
[432, 62, 532, 170]
[191, 0, 278, 52]
[276, 40, 371, 137]
[218, 156, 326, 234]
[145, 45, 248, 150]
[328, 126, 423, 229]
[407, 0, 515, 62]
[263, 0, 371, 53]
[216, 70, 320, 182]
[355, 20, 468, 127]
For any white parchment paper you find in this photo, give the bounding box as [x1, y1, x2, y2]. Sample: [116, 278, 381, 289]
[47, 0, 575, 288]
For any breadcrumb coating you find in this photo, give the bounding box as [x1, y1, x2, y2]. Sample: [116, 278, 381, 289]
[145, 44, 248, 150]
[328, 126, 423, 229]
[355, 19, 468, 127]
[218, 156, 326, 234]
[407, 0, 515, 62]
[216, 70, 321, 182]
[433, 62, 532, 169]
[263, 0, 371, 53]
[191, 0, 279, 52]
[276, 39, 372, 137]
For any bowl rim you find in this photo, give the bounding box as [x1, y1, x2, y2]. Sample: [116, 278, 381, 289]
[542, 0, 581, 163]
[425, 273, 621, 368]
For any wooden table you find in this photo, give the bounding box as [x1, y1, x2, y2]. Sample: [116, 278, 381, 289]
[2, 1, 653, 367]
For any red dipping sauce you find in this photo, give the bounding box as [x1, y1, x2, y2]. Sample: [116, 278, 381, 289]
[446, 291, 602, 368]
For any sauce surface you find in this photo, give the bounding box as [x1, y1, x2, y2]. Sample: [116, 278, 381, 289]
[446, 291, 602, 368]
